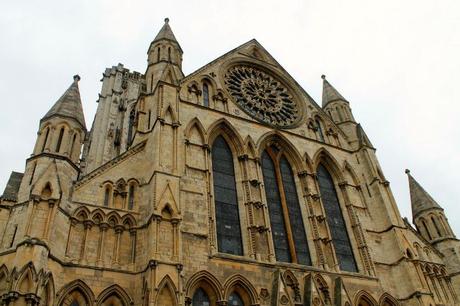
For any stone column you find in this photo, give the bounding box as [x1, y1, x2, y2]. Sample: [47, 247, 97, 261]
[113, 225, 123, 265]
[43, 199, 56, 241]
[130, 229, 136, 265]
[80, 221, 92, 263]
[97, 223, 108, 265]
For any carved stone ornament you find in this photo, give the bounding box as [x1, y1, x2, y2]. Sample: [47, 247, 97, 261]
[224, 65, 302, 128]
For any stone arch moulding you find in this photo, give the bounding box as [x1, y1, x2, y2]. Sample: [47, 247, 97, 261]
[184, 117, 206, 143]
[256, 131, 305, 172]
[96, 284, 134, 306]
[223, 274, 259, 305]
[354, 290, 378, 306]
[56, 279, 95, 305]
[379, 292, 400, 306]
[185, 270, 224, 303]
[312, 147, 345, 181]
[155, 275, 178, 306]
[206, 118, 245, 156]
[15, 262, 37, 293]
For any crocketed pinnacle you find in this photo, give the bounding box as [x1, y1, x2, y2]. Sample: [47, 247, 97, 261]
[152, 17, 182, 52]
[42, 75, 86, 129]
[406, 169, 442, 219]
[321, 74, 348, 107]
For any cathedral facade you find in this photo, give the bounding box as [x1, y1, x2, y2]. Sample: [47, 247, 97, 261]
[0, 19, 459, 306]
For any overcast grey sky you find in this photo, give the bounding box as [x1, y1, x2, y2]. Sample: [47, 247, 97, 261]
[1, 1, 459, 235]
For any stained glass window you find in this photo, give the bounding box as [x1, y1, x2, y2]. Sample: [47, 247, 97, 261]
[280, 157, 311, 265]
[70, 300, 80, 306]
[262, 151, 290, 262]
[212, 136, 243, 255]
[262, 149, 311, 265]
[317, 164, 357, 272]
[192, 288, 210, 306]
[229, 292, 244, 306]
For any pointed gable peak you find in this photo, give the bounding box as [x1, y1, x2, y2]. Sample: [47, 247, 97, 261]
[151, 18, 182, 52]
[42, 75, 86, 129]
[405, 169, 442, 219]
[321, 75, 348, 107]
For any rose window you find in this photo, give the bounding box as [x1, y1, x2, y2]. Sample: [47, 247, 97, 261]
[224, 65, 300, 127]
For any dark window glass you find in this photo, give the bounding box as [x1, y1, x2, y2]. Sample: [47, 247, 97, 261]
[104, 187, 110, 207]
[261, 151, 291, 262]
[431, 216, 442, 237]
[41, 128, 50, 152]
[279, 157, 311, 265]
[203, 84, 209, 107]
[212, 136, 243, 255]
[316, 119, 325, 142]
[70, 301, 80, 306]
[128, 185, 135, 210]
[229, 292, 244, 306]
[192, 288, 210, 306]
[70, 134, 77, 156]
[317, 164, 357, 272]
[56, 127, 65, 152]
[422, 220, 432, 240]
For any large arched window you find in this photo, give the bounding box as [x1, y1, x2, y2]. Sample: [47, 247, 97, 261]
[192, 288, 211, 306]
[261, 146, 311, 265]
[211, 136, 243, 255]
[317, 164, 357, 272]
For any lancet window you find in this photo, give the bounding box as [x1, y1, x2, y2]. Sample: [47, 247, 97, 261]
[203, 83, 210, 107]
[211, 136, 243, 255]
[261, 146, 311, 265]
[192, 288, 210, 306]
[317, 164, 357, 272]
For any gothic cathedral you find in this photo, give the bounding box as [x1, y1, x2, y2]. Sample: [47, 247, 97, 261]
[1, 19, 459, 306]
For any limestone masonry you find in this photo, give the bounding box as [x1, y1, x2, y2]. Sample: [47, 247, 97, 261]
[0, 19, 459, 306]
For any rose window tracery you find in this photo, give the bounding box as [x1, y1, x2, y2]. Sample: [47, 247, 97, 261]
[224, 65, 301, 127]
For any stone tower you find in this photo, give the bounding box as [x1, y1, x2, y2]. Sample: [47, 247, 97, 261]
[0, 19, 459, 306]
[407, 169, 460, 293]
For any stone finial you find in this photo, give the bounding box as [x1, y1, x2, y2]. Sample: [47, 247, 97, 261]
[73, 75, 81, 82]
[164, 17, 169, 23]
[405, 169, 410, 174]
[321, 74, 326, 80]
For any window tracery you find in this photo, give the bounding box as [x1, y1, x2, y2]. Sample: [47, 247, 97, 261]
[317, 164, 357, 272]
[211, 136, 243, 255]
[261, 145, 311, 265]
[224, 65, 301, 127]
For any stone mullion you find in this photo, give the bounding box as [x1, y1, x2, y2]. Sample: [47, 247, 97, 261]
[239, 154, 256, 259]
[113, 226, 123, 265]
[155, 218, 161, 257]
[130, 229, 136, 265]
[255, 157, 276, 262]
[25, 198, 39, 237]
[43, 199, 56, 241]
[298, 171, 325, 268]
[339, 182, 375, 276]
[312, 175, 340, 272]
[437, 274, 450, 302]
[204, 145, 216, 254]
[429, 273, 442, 302]
[45, 127, 55, 152]
[97, 223, 108, 265]
[172, 220, 179, 261]
[65, 219, 77, 257]
[80, 221, 92, 263]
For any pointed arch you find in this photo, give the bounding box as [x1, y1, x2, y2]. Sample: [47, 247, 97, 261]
[74, 207, 90, 221]
[379, 293, 399, 306]
[244, 135, 257, 158]
[91, 209, 105, 224]
[207, 118, 245, 156]
[121, 214, 137, 229]
[312, 148, 344, 182]
[155, 275, 178, 306]
[162, 105, 178, 123]
[313, 274, 331, 304]
[107, 212, 122, 227]
[38, 272, 55, 306]
[354, 290, 378, 306]
[343, 161, 361, 185]
[185, 270, 223, 305]
[316, 157, 357, 272]
[257, 131, 305, 172]
[56, 279, 95, 306]
[0, 264, 9, 293]
[223, 274, 259, 306]
[185, 118, 206, 144]
[97, 284, 133, 306]
[156, 183, 180, 218]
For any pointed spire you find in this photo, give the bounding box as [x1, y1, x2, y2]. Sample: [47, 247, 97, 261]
[406, 169, 442, 219]
[151, 17, 182, 52]
[321, 75, 348, 107]
[42, 75, 86, 129]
